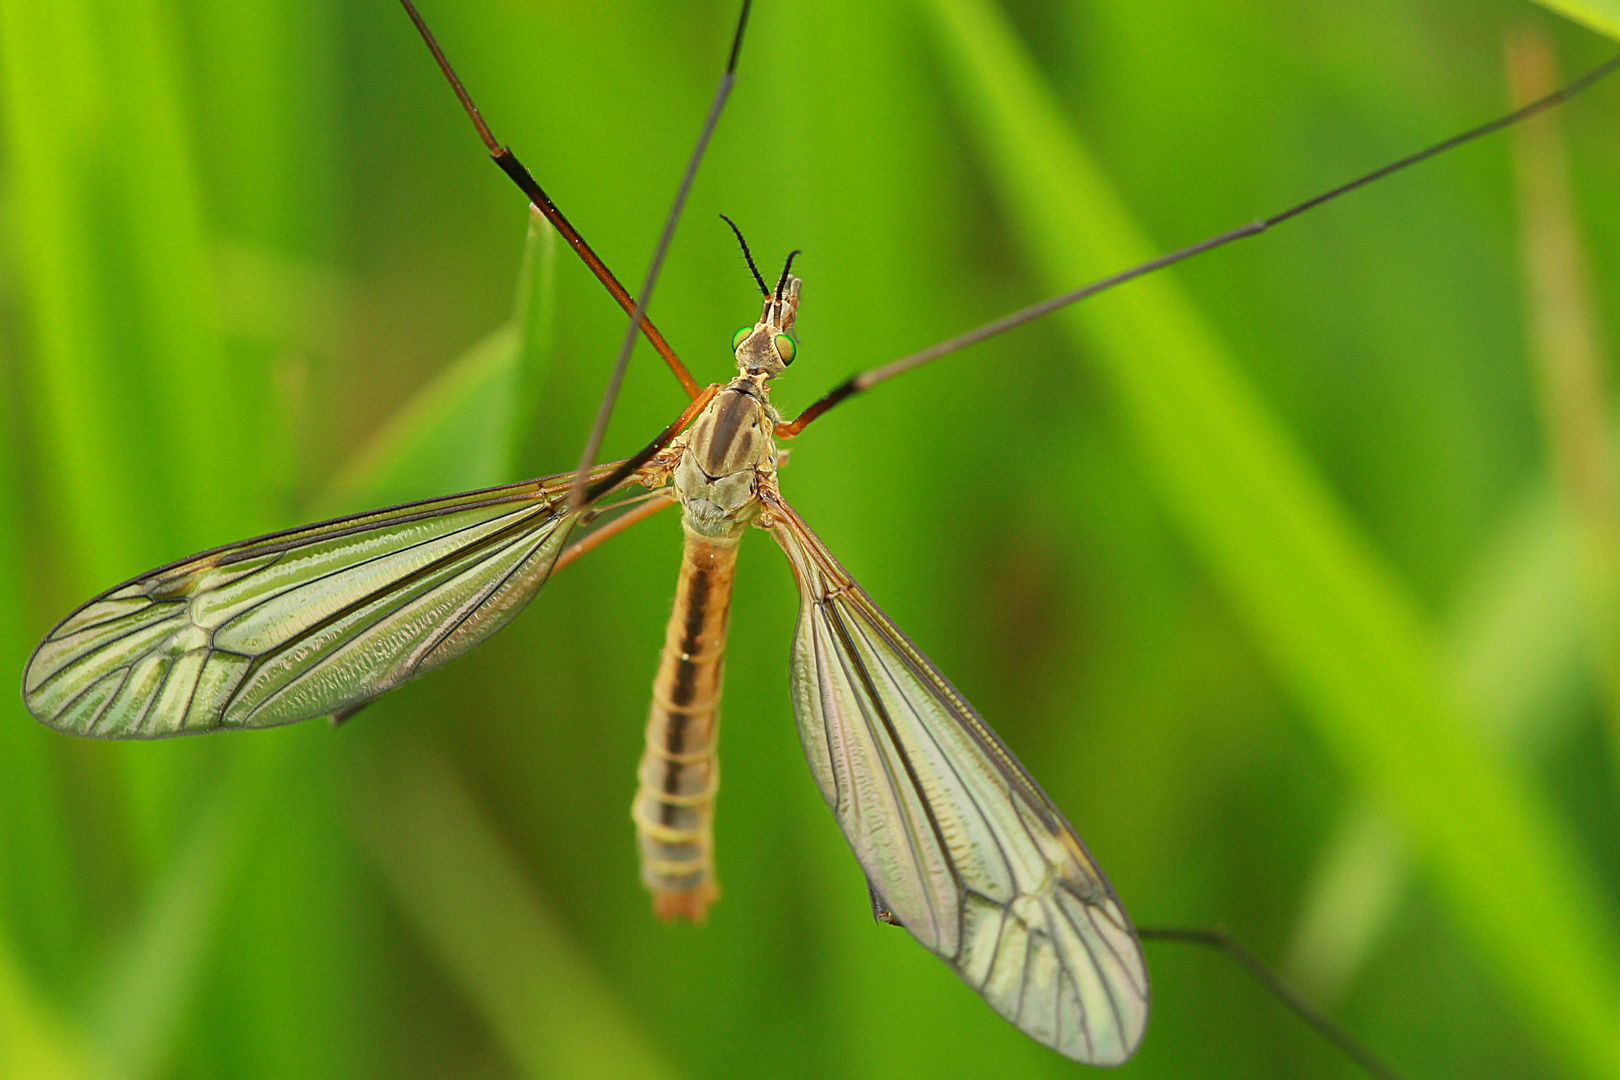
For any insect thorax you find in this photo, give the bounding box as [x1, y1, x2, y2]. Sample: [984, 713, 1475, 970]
[672, 375, 779, 541]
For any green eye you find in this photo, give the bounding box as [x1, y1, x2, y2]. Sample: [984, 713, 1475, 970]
[774, 334, 797, 365]
[732, 326, 753, 351]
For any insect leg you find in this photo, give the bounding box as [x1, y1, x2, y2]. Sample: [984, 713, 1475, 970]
[582, 383, 720, 504]
[397, 0, 702, 400]
[568, 0, 756, 509]
[866, 877, 901, 927]
[553, 493, 678, 575]
[1138, 926, 1401, 1080]
[774, 50, 1620, 439]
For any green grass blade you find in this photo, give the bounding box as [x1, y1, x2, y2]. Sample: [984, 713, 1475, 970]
[0, 0, 148, 584]
[1449, 486, 1587, 746]
[511, 207, 560, 479]
[922, 0, 1620, 1074]
[317, 210, 557, 516]
[1292, 475, 1590, 1001]
[351, 740, 683, 1080]
[0, 0, 260, 897]
[1508, 28, 1620, 761]
[1292, 32, 1620, 1006]
[0, 945, 110, 1080]
[1291, 484, 1586, 998]
[0, 348, 82, 991]
[87, 738, 293, 1080]
[100, 0, 245, 543]
[315, 322, 522, 514]
[1285, 802, 1408, 1004]
[0, 0, 249, 567]
[1533, 0, 1620, 41]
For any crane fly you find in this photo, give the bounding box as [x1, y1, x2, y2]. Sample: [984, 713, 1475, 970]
[18, 0, 1620, 1069]
[19, 260, 1152, 1065]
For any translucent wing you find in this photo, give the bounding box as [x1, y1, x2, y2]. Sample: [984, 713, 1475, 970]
[764, 492, 1149, 1065]
[24, 467, 629, 738]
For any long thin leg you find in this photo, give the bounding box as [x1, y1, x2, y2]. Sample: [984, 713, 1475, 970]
[774, 49, 1620, 439]
[583, 384, 720, 505]
[568, 1, 754, 509]
[397, 0, 701, 400]
[1138, 926, 1402, 1080]
[553, 493, 677, 574]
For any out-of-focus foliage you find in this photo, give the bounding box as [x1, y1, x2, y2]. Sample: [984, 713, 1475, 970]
[1, 1, 1619, 1078]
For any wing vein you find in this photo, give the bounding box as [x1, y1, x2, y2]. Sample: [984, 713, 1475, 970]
[128, 657, 171, 736]
[211, 485, 557, 567]
[418, 521, 557, 667]
[763, 490, 1147, 1064]
[851, 602, 1021, 937]
[227, 506, 564, 710]
[46, 598, 163, 641]
[1070, 884, 1144, 998]
[46, 669, 114, 733]
[209, 501, 549, 635]
[1014, 923, 1035, 1024]
[88, 669, 131, 733]
[983, 897, 1011, 993]
[823, 599, 949, 942]
[28, 608, 186, 695]
[808, 596, 846, 814]
[1053, 883, 1129, 1045]
[233, 525, 549, 723]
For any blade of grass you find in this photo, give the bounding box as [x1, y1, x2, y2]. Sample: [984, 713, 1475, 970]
[0, 944, 111, 1080]
[1532, 0, 1620, 42]
[1289, 28, 1620, 1007]
[144, 4, 343, 1075]
[0, 336, 82, 990]
[0, 0, 256, 901]
[511, 207, 560, 480]
[65, 196, 558, 1080]
[1508, 28, 1620, 762]
[316, 321, 522, 514]
[1292, 480, 1588, 1001]
[0, 0, 148, 584]
[317, 207, 557, 516]
[350, 739, 683, 1080]
[101, 0, 246, 543]
[0, 0, 279, 545]
[1, 0, 250, 563]
[922, 0, 1620, 1075]
[87, 737, 294, 1080]
[1285, 803, 1408, 1005]
[1448, 485, 1587, 748]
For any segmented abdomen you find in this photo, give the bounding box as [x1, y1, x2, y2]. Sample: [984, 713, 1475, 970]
[632, 526, 738, 921]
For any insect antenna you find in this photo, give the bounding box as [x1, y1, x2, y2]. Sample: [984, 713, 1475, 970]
[774, 250, 801, 302]
[774, 48, 1620, 438]
[1138, 926, 1402, 1080]
[568, 0, 756, 509]
[721, 214, 771, 296]
[397, 0, 701, 400]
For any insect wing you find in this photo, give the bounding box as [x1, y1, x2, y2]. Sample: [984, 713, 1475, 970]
[764, 493, 1148, 1065]
[24, 471, 615, 738]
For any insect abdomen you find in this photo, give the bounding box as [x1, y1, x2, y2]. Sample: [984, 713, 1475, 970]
[632, 524, 739, 921]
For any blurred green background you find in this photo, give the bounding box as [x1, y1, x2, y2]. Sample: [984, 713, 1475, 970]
[4, 0, 1620, 1076]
